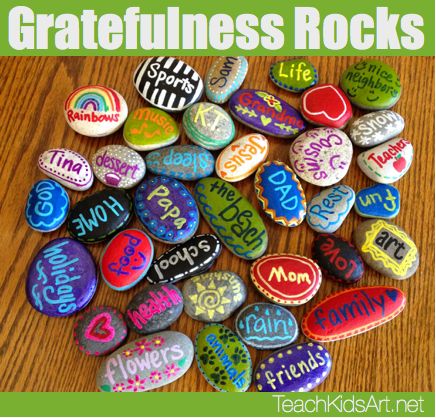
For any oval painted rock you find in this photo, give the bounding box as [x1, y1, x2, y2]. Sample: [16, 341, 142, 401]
[250, 254, 322, 306]
[135, 176, 199, 244]
[101, 229, 154, 291]
[183, 271, 246, 322]
[269, 59, 318, 93]
[289, 128, 353, 187]
[123, 108, 179, 151]
[64, 85, 128, 137]
[355, 184, 400, 219]
[194, 177, 268, 260]
[183, 102, 235, 150]
[349, 110, 405, 148]
[312, 234, 364, 284]
[229, 89, 306, 138]
[25, 179, 69, 232]
[235, 303, 298, 350]
[195, 324, 252, 392]
[216, 134, 269, 182]
[254, 343, 332, 392]
[353, 219, 419, 280]
[68, 189, 133, 244]
[38, 148, 93, 191]
[97, 331, 194, 392]
[74, 306, 127, 356]
[146, 145, 214, 181]
[254, 161, 306, 227]
[146, 234, 222, 284]
[26, 238, 97, 317]
[302, 286, 406, 341]
[133, 57, 203, 112]
[125, 284, 183, 334]
[306, 185, 355, 233]
[357, 137, 413, 184]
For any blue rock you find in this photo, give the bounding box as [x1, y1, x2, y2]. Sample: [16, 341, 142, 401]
[355, 184, 400, 219]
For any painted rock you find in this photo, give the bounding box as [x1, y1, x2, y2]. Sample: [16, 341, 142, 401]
[205, 56, 248, 104]
[357, 138, 413, 184]
[146, 234, 222, 284]
[254, 161, 306, 227]
[301, 84, 352, 128]
[26, 238, 97, 317]
[250, 254, 322, 306]
[216, 134, 269, 182]
[194, 177, 268, 260]
[100, 229, 154, 291]
[74, 306, 127, 356]
[289, 128, 353, 187]
[133, 57, 203, 112]
[312, 234, 364, 284]
[302, 286, 406, 341]
[97, 331, 194, 392]
[254, 343, 331, 392]
[25, 179, 69, 232]
[355, 184, 400, 219]
[38, 148, 93, 191]
[125, 284, 183, 335]
[306, 185, 355, 233]
[123, 108, 179, 151]
[229, 89, 306, 138]
[68, 189, 132, 244]
[64, 85, 128, 137]
[353, 219, 419, 280]
[349, 110, 405, 148]
[146, 145, 214, 181]
[135, 176, 199, 244]
[269, 59, 318, 93]
[235, 303, 298, 350]
[195, 324, 252, 392]
[183, 102, 235, 150]
[183, 271, 246, 322]
[340, 60, 402, 110]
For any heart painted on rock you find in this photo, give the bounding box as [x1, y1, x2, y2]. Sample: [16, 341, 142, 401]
[386, 289, 398, 302]
[261, 115, 272, 126]
[85, 313, 115, 343]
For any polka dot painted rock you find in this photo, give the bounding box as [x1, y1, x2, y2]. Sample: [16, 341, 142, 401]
[269, 59, 318, 93]
[355, 184, 400, 219]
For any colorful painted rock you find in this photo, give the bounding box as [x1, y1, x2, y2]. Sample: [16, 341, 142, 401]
[216, 134, 269, 182]
[146, 145, 214, 181]
[123, 108, 179, 151]
[194, 178, 268, 260]
[26, 238, 97, 317]
[100, 229, 154, 291]
[349, 110, 404, 148]
[229, 89, 306, 138]
[235, 303, 298, 350]
[25, 179, 69, 232]
[302, 286, 406, 341]
[38, 148, 93, 191]
[289, 128, 353, 187]
[133, 57, 203, 112]
[135, 176, 199, 244]
[195, 324, 252, 392]
[357, 138, 413, 184]
[68, 189, 132, 244]
[146, 234, 222, 284]
[64, 85, 128, 137]
[183, 102, 235, 150]
[254, 161, 306, 227]
[340, 60, 402, 110]
[355, 184, 400, 219]
[125, 284, 183, 335]
[74, 306, 127, 356]
[354, 219, 419, 280]
[205, 56, 248, 103]
[306, 185, 355, 233]
[312, 234, 364, 284]
[269, 59, 318, 93]
[97, 331, 194, 392]
[250, 254, 322, 306]
[183, 271, 246, 322]
[254, 343, 332, 392]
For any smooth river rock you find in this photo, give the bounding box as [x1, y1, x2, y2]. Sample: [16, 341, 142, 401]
[355, 184, 400, 219]
[269, 59, 318, 92]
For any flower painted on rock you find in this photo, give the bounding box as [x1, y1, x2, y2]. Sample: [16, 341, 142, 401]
[151, 336, 165, 347]
[122, 349, 134, 358]
[150, 371, 163, 383]
[135, 339, 152, 355]
[164, 363, 180, 378]
[127, 375, 146, 392]
[113, 383, 125, 392]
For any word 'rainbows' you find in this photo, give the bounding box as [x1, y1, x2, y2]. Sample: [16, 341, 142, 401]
[65, 86, 121, 112]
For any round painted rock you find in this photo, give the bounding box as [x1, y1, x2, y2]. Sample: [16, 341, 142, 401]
[269, 59, 318, 93]
[355, 184, 400, 219]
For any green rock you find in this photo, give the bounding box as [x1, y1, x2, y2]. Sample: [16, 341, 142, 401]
[269, 59, 318, 92]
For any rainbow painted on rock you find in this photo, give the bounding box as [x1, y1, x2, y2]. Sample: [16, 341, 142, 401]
[65, 85, 122, 113]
